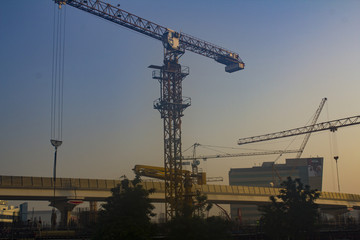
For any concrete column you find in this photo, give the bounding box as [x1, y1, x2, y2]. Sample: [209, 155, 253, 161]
[89, 201, 98, 224]
[320, 206, 350, 225]
[49, 200, 78, 228]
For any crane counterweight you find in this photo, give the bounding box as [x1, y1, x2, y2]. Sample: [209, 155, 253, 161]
[225, 62, 245, 73]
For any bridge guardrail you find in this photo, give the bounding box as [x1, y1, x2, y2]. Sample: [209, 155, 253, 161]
[0, 176, 121, 190]
[1, 176, 360, 202]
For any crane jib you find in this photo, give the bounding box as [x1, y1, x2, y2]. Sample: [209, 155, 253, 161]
[57, 0, 244, 72]
[238, 115, 360, 145]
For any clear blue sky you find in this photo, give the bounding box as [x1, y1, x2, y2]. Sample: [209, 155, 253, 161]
[1, 0, 360, 204]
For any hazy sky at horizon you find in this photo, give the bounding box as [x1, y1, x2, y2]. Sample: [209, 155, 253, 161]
[1, 0, 360, 210]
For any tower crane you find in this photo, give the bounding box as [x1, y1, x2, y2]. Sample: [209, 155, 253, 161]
[237, 113, 360, 188]
[181, 98, 327, 180]
[270, 97, 326, 184]
[182, 145, 300, 183]
[176, 99, 328, 187]
[54, 0, 244, 219]
[237, 115, 360, 145]
[182, 149, 300, 161]
[296, 98, 327, 158]
[235, 98, 327, 186]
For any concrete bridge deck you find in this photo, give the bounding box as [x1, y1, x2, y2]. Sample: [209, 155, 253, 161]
[0, 175, 359, 210]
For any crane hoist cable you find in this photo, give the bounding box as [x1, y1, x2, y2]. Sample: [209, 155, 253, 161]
[326, 102, 339, 192]
[51, 3, 66, 143]
[331, 127, 341, 192]
[50, 4, 66, 227]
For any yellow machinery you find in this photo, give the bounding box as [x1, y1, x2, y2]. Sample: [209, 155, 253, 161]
[133, 165, 206, 212]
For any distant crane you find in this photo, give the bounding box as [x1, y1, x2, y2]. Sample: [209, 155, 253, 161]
[181, 143, 299, 184]
[296, 98, 327, 158]
[182, 98, 327, 180]
[237, 114, 360, 188]
[237, 115, 360, 145]
[269, 97, 326, 185]
[182, 148, 300, 161]
[55, 0, 244, 219]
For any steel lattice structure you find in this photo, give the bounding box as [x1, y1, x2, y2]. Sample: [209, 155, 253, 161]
[151, 49, 191, 218]
[182, 149, 300, 161]
[238, 115, 360, 145]
[57, 0, 244, 72]
[296, 97, 327, 158]
[55, 0, 244, 220]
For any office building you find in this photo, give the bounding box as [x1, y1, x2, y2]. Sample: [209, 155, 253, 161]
[229, 157, 323, 224]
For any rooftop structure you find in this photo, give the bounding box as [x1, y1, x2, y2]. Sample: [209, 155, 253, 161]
[0, 200, 20, 223]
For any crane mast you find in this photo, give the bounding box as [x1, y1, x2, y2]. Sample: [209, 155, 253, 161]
[55, 0, 244, 219]
[238, 115, 360, 145]
[151, 48, 189, 218]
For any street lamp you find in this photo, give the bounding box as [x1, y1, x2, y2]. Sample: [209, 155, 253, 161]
[334, 156, 340, 192]
[50, 139, 62, 229]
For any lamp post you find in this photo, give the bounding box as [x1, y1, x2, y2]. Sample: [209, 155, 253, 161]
[50, 139, 62, 229]
[334, 156, 340, 192]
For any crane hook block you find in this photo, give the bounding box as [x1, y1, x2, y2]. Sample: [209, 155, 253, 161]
[54, 0, 67, 9]
[162, 29, 180, 50]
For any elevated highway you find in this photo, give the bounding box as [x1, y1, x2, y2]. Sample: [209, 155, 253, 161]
[2, 175, 359, 225]
[1, 175, 360, 210]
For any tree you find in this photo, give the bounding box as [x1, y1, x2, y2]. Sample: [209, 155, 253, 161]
[259, 177, 320, 240]
[193, 190, 213, 218]
[166, 191, 231, 240]
[93, 175, 156, 240]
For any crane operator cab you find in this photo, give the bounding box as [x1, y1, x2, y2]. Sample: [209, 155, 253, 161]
[163, 29, 180, 50]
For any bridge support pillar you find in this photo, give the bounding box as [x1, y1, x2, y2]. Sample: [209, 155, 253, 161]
[49, 200, 78, 228]
[320, 206, 350, 225]
[321, 207, 349, 217]
[89, 201, 97, 223]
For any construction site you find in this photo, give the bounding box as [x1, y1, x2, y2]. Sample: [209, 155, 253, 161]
[1, 0, 360, 239]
